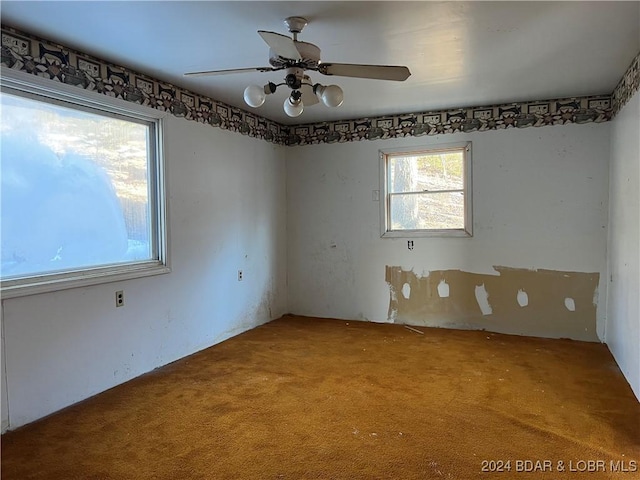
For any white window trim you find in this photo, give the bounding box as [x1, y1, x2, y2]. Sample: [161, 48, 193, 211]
[0, 68, 170, 298]
[379, 141, 473, 238]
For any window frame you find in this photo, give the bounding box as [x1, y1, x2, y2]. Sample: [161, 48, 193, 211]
[0, 68, 170, 298]
[379, 141, 473, 238]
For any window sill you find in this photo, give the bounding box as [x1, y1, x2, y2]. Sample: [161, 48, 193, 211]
[1, 262, 171, 299]
[382, 229, 473, 238]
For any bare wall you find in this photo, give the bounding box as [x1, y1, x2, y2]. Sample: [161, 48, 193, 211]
[1, 304, 8, 432]
[1, 115, 288, 431]
[286, 124, 610, 341]
[607, 89, 640, 401]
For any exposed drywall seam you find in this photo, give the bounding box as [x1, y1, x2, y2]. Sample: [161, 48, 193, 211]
[2, 26, 637, 148]
[385, 266, 600, 342]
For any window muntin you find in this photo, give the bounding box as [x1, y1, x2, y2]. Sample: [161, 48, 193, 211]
[0, 71, 168, 297]
[381, 143, 472, 237]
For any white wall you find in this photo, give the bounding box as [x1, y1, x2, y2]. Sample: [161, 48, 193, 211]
[0, 115, 288, 431]
[1, 304, 8, 432]
[287, 124, 610, 340]
[607, 90, 640, 401]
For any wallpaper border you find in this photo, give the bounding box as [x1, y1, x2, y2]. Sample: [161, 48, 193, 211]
[1, 26, 288, 145]
[285, 95, 613, 146]
[612, 52, 640, 116]
[2, 25, 638, 147]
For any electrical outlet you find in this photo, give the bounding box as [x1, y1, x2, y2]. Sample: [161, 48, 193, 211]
[115, 290, 124, 307]
[238, 270, 243, 281]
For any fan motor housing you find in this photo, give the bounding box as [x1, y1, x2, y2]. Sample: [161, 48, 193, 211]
[269, 41, 321, 69]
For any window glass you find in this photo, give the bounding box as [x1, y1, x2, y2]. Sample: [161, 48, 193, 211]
[389, 152, 464, 192]
[381, 143, 472, 237]
[1, 91, 154, 279]
[389, 192, 465, 230]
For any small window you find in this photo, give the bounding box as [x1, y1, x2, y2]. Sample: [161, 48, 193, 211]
[380, 142, 472, 237]
[1, 71, 169, 297]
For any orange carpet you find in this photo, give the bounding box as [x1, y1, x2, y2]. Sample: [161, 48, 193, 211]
[2, 315, 639, 479]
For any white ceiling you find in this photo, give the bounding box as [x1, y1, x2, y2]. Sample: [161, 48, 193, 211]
[2, 1, 639, 125]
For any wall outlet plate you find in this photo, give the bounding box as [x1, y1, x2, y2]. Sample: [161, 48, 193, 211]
[115, 290, 124, 307]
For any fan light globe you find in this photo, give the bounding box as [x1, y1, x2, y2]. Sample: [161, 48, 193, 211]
[284, 97, 304, 117]
[244, 85, 266, 108]
[321, 84, 344, 108]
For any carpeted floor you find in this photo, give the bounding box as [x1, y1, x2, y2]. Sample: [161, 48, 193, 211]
[2, 315, 639, 479]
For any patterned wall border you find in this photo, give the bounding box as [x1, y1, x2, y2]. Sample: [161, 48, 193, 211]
[1, 25, 637, 148]
[0, 26, 288, 145]
[285, 95, 613, 146]
[288, 51, 639, 146]
[612, 52, 640, 116]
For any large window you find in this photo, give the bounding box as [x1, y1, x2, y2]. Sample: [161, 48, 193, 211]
[1, 71, 168, 297]
[380, 142, 472, 237]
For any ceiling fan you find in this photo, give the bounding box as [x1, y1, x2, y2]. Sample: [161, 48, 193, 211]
[184, 16, 411, 117]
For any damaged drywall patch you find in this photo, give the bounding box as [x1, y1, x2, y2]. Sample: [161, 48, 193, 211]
[517, 289, 529, 307]
[385, 266, 599, 341]
[564, 297, 576, 311]
[437, 280, 450, 298]
[474, 284, 493, 316]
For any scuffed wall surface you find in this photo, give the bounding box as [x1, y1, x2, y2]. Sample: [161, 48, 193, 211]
[386, 266, 599, 341]
[607, 89, 640, 401]
[287, 123, 610, 341]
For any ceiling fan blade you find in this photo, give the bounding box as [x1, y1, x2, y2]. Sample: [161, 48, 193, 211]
[258, 30, 302, 60]
[300, 83, 319, 106]
[317, 63, 411, 81]
[184, 66, 279, 77]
